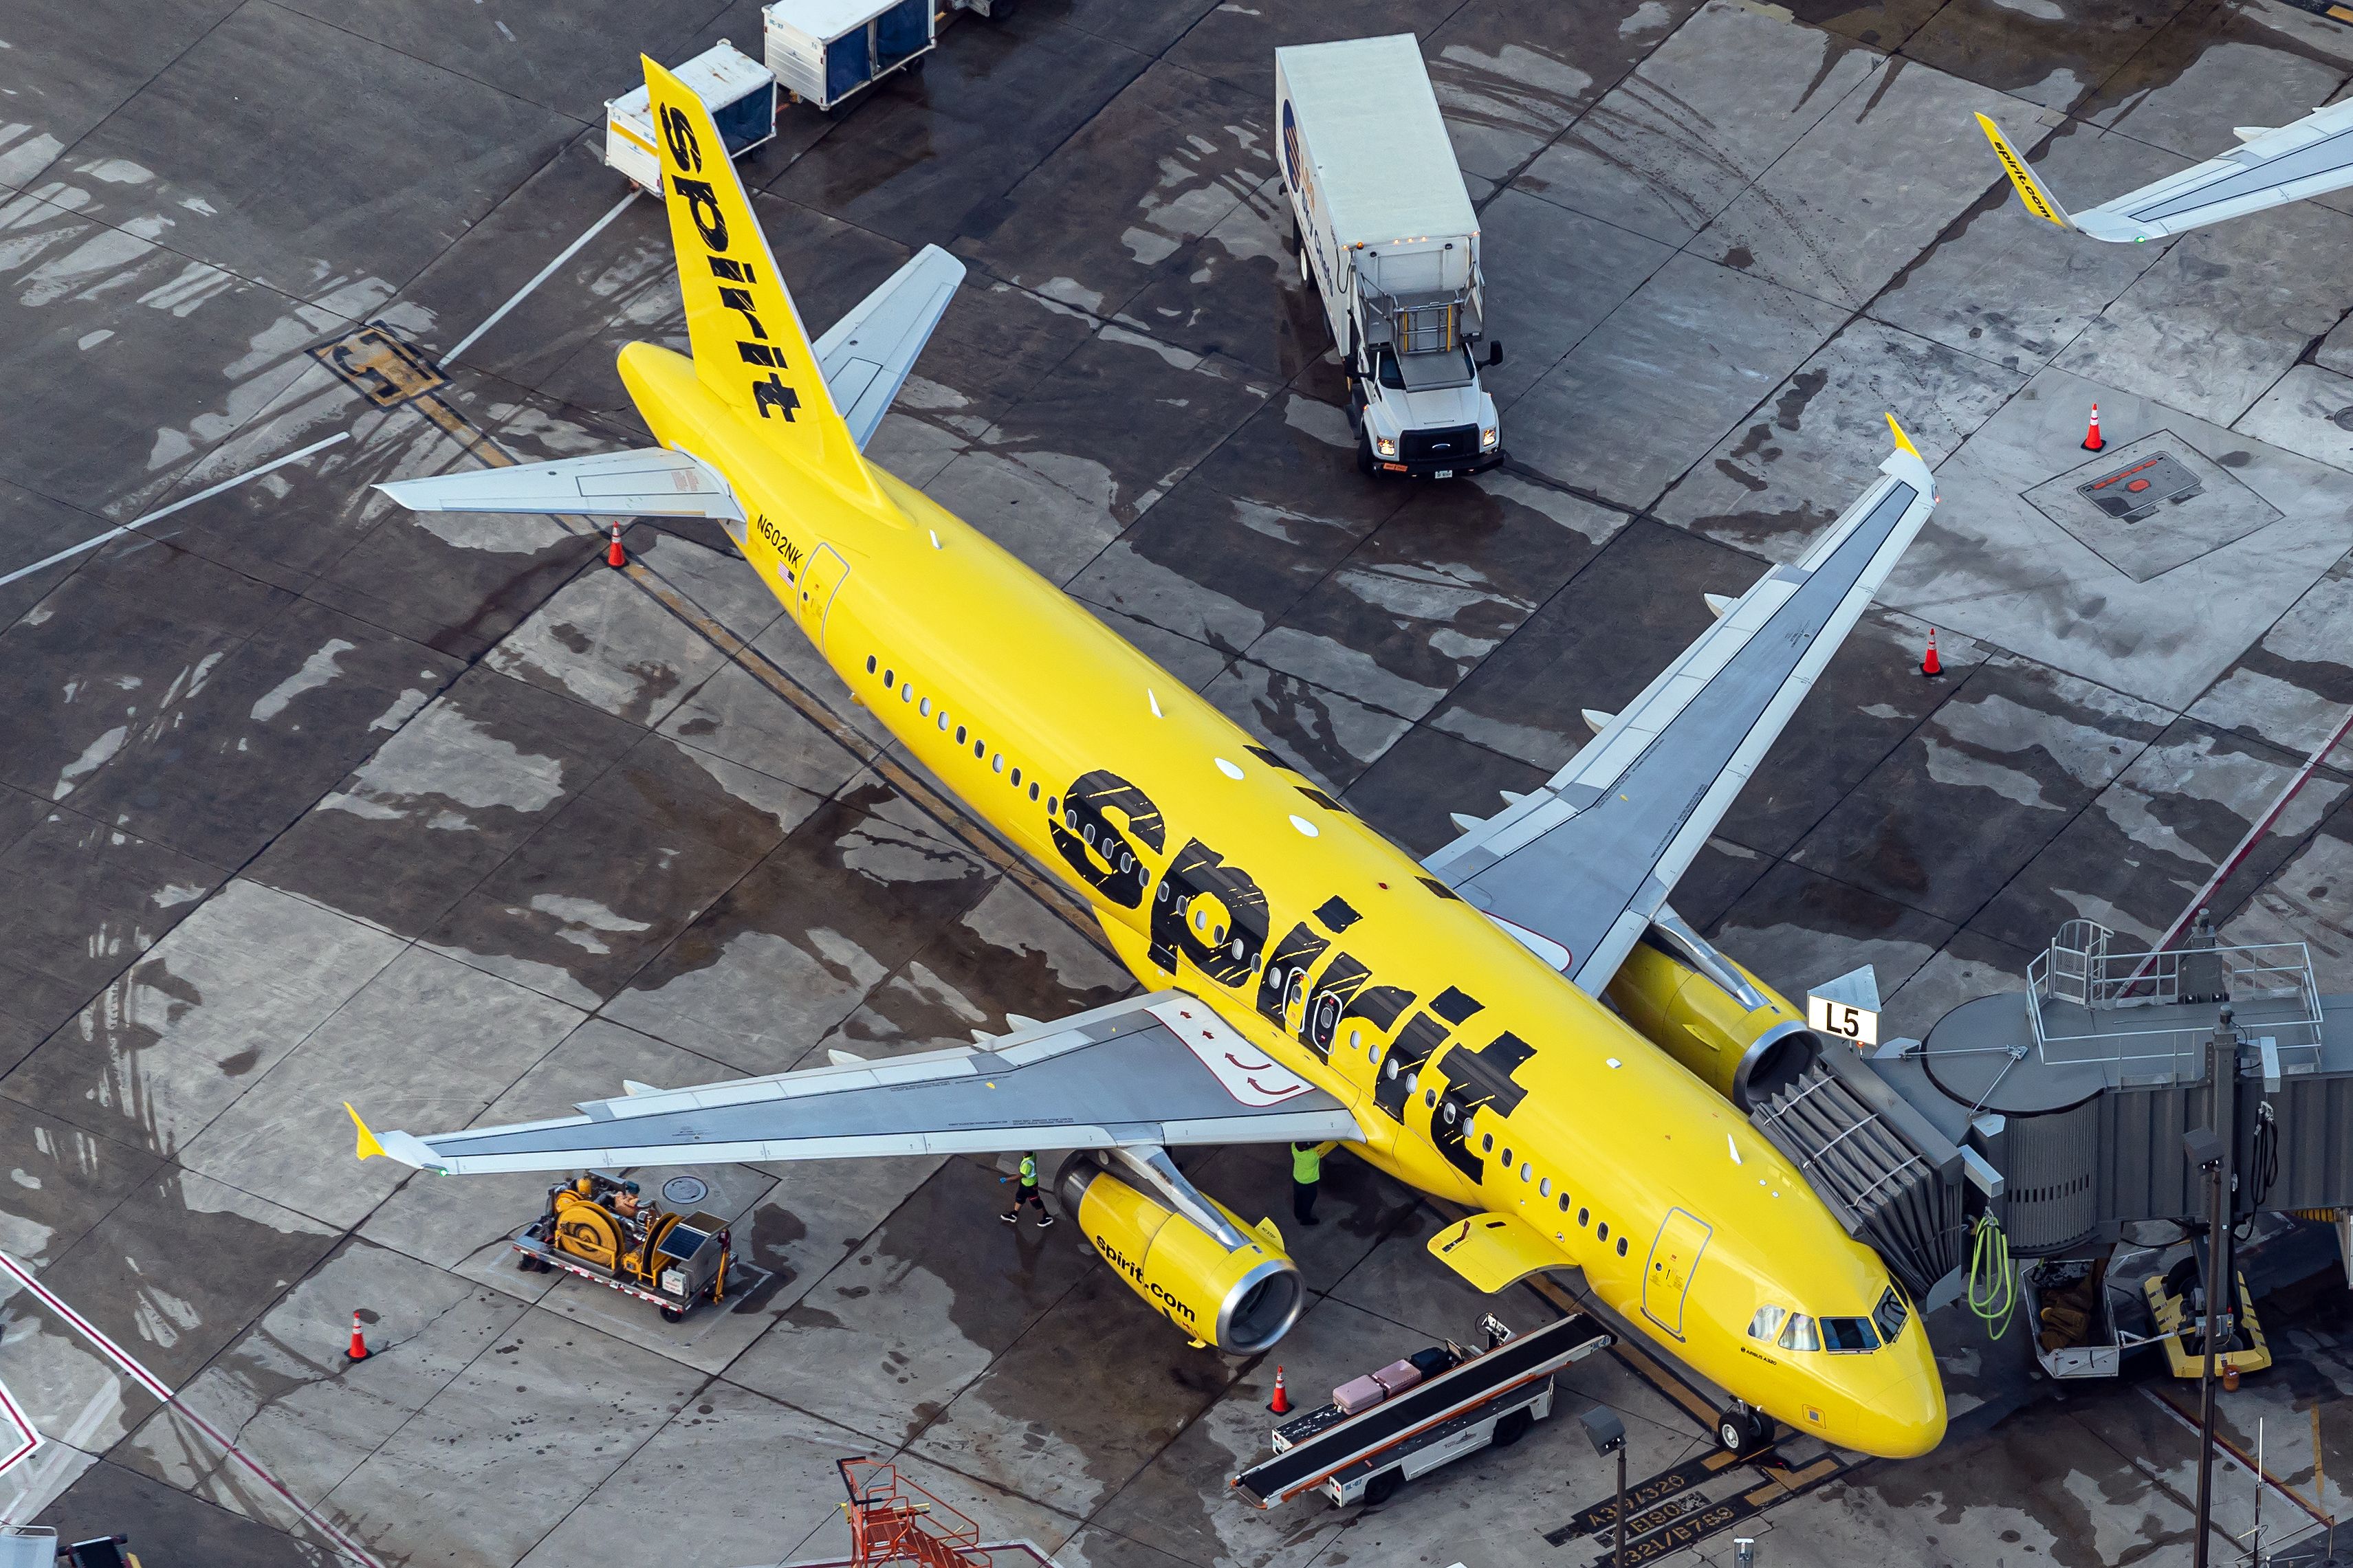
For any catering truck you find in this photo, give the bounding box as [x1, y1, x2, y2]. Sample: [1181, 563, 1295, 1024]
[1276, 34, 1504, 480]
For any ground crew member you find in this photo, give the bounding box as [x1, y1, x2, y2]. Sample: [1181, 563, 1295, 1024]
[1001, 1153, 1053, 1228]
[1292, 1141, 1335, 1226]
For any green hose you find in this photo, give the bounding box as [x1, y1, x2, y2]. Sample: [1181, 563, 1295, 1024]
[1967, 1214, 2015, 1340]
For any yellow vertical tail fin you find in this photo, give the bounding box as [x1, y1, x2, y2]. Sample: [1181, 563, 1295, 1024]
[642, 56, 862, 477]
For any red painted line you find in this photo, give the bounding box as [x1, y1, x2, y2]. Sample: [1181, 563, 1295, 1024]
[0, 1378, 40, 1475]
[0, 1251, 386, 1567]
[2138, 701, 2353, 973]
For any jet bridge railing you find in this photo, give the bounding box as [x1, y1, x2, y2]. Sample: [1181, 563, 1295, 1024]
[2027, 926, 2323, 1076]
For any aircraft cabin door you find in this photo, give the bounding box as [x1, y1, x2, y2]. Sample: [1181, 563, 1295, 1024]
[797, 543, 849, 651]
[1641, 1207, 1712, 1341]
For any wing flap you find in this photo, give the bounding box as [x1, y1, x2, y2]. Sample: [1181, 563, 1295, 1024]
[1425, 430, 1940, 994]
[375, 447, 745, 520]
[360, 991, 1359, 1174]
[814, 245, 966, 450]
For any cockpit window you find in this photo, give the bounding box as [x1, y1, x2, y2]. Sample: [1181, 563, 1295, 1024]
[1746, 1305, 1786, 1341]
[1872, 1285, 1909, 1345]
[1777, 1313, 1819, 1352]
[1820, 1316, 1879, 1353]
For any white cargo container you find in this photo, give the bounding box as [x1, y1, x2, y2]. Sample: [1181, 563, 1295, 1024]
[1275, 34, 1504, 480]
[765, 0, 934, 113]
[605, 41, 777, 195]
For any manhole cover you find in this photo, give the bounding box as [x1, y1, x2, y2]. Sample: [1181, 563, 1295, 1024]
[662, 1176, 709, 1206]
[2077, 450, 2203, 522]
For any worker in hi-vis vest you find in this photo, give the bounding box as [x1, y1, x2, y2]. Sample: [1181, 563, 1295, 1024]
[1001, 1152, 1053, 1228]
[1291, 1141, 1337, 1226]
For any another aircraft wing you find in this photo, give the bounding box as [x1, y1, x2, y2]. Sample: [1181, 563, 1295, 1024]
[813, 244, 966, 450]
[1978, 103, 2353, 243]
[1421, 424, 1940, 996]
[375, 446, 745, 520]
[351, 991, 1360, 1174]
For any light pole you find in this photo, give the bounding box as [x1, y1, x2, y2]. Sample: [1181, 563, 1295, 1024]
[1582, 1406, 1628, 1568]
[2188, 1006, 2240, 1568]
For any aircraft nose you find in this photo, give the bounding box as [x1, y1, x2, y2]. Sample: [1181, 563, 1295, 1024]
[1852, 1338, 1947, 1459]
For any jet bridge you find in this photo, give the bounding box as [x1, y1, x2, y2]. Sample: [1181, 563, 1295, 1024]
[1749, 916, 2353, 1300]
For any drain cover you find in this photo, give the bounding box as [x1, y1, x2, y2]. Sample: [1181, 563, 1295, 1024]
[2077, 450, 2203, 522]
[661, 1176, 709, 1206]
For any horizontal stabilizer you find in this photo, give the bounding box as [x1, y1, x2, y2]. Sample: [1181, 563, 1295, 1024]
[375, 447, 745, 520]
[813, 245, 967, 450]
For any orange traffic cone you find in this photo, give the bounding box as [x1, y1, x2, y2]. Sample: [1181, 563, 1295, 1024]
[605, 523, 627, 568]
[2081, 403, 2104, 452]
[1920, 628, 1943, 678]
[346, 1312, 369, 1362]
[1268, 1366, 1290, 1415]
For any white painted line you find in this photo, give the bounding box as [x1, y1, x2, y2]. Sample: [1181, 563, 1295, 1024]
[0, 1379, 39, 1481]
[0, 1250, 386, 1567]
[0, 430, 353, 590]
[446, 190, 639, 364]
[2144, 700, 2353, 962]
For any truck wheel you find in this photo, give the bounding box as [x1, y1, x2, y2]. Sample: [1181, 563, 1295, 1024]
[1491, 1408, 1533, 1448]
[1361, 1469, 1401, 1506]
[1355, 429, 1375, 476]
[661, 1305, 686, 1323]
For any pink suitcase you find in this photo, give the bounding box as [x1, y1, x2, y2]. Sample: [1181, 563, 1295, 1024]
[1332, 1373, 1388, 1415]
[1370, 1358, 1423, 1396]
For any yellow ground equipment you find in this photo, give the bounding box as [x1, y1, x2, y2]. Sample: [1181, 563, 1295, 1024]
[2143, 1252, 2270, 1380]
[513, 1171, 732, 1321]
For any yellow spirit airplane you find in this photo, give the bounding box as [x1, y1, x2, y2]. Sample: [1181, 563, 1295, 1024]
[352, 58, 1948, 1459]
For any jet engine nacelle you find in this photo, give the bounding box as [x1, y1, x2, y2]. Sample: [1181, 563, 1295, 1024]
[1605, 925, 1819, 1112]
[1057, 1158, 1304, 1354]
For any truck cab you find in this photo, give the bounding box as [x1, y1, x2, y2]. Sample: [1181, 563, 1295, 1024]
[1276, 35, 1504, 481]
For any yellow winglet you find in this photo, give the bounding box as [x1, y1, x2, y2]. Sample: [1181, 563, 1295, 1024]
[1975, 113, 2072, 229]
[1885, 412, 1920, 458]
[344, 1101, 386, 1161]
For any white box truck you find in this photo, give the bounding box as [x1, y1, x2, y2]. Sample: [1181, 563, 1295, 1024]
[1275, 35, 1504, 480]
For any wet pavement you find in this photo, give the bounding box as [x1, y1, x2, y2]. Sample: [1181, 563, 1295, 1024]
[2, 0, 2352, 1564]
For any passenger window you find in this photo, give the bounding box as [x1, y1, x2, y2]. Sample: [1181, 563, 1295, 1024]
[884, 669, 895, 687]
[992, 753, 1005, 773]
[1047, 797, 1058, 817]
[1821, 1317, 1877, 1353]
[919, 697, 931, 716]
[1577, 1208, 1589, 1227]
[1520, 1163, 1531, 1183]
[938, 711, 949, 731]
[1778, 1314, 1819, 1352]
[1616, 1237, 1628, 1257]
[1596, 1222, 1609, 1241]
[974, 738, 985, 758]
[866, 656, 877, 673]
[1423, 1087, 1435, 1107]
[1501, 1148, 1513, 1168]
[1747, 1305, 1786, 1341]
[1539, 1177, 1551, 1197]
[957, 725, 967, 744]
[902, 685, 913, 703]
[1480, 1133, 1492, 1153]
[1557, 1192, 1571, 1213]
[1029, 783, 1040, 802]
[1011, 768, 1022, 786]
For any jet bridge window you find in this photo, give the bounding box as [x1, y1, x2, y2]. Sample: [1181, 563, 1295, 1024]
[1820, 1316, 1879, 1353]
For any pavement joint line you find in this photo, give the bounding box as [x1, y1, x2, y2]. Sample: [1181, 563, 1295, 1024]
[445, 190, 639, 364]
[0, 1249, 386, 1566]
[2138, 1383, 2332, 1530]
[0, 431, 351, 589]
[2142, 698, 2353, 962]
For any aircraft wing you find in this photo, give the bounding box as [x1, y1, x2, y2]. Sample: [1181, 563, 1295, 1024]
[374, 446, 746, 520]
[812, 244, 966, 450]
[1421, 426, 1940, 996]
[1978, 103, 2353, 243]
[353, 991, 1360, 1175]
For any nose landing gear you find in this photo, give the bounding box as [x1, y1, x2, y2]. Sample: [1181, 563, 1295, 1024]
[1715, 1403, 1774, 1455]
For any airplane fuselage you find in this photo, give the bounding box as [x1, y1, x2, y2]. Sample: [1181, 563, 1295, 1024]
[620, 341, 1946, 1459]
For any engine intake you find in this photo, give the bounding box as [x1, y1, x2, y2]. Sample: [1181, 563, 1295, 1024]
[1058, 1156, 1304, 1354]
[1605, 918, 1819, 1111]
